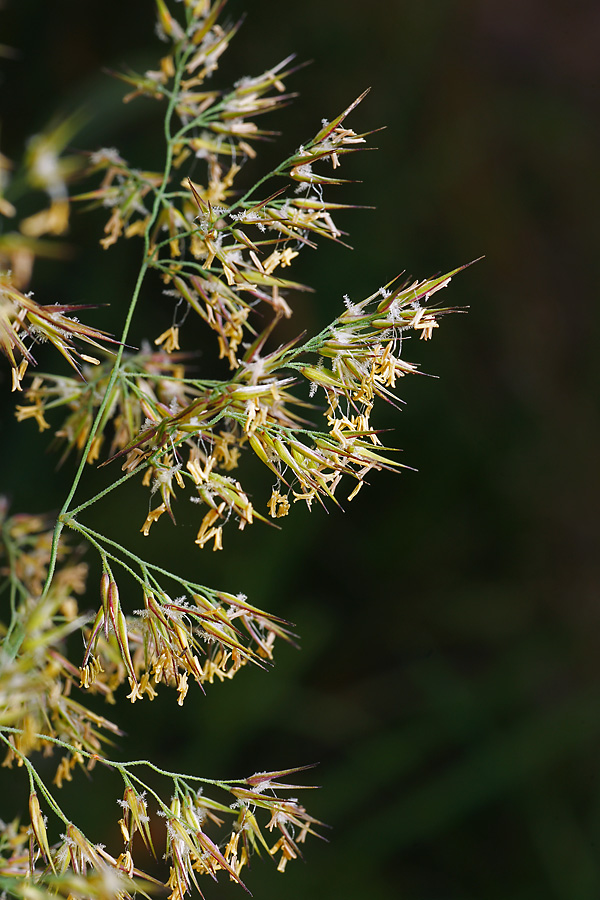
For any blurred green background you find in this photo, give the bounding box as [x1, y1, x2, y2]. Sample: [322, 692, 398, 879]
[2, 1, 600, 898]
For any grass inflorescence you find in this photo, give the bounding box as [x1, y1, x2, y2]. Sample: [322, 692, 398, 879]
[0, 1, 468, 896]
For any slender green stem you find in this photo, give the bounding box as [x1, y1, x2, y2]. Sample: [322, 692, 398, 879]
[68, 469, 139, 518]
[228, 160, 292, 213]
[65, 519, 213, 595]
[41, 45, 192, 600]
[1, 523, 29, 659]
[0, 726, 248, 788]
[67, 522, 147, 591]
[0, 732, 71, 825]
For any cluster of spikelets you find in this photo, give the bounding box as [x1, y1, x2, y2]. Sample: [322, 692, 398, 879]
[5, 775, 322, 900]
[11, 0, 462, 551]
[0, 505, 121, 769]
[0, 504, 321, 897]
[80, 564, 296, 704]
[0, 113, 111, 392]
[0, 1, 465, 898]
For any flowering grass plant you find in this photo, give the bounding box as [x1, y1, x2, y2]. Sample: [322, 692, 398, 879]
[0, 1, 468, 897]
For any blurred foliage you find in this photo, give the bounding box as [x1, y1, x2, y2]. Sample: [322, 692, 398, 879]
[1, 0, 599, 898]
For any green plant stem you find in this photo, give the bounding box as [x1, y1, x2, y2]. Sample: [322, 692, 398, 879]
[0, 726, 248, 789]
[40, 44, 193, 603]
[67, 522, 145, 589]
[0, 731, 71, 825]
[64, 519, 214, 596]
[67, 469, 139, 518]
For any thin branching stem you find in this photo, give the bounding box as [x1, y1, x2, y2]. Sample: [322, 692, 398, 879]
[41, 43, 194, 601]
[0, 726, 250, 789]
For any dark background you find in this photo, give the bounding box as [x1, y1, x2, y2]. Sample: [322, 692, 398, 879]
[2, 1, 600, 898]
